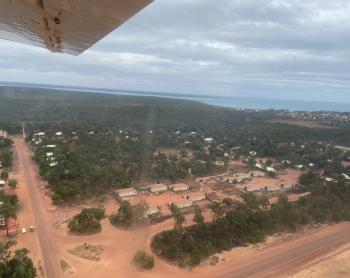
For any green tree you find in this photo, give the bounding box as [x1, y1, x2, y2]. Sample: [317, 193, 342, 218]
[8, 179, 17, 189]
[109, 201, 148, 228]
[193, 206, 204, 225]
[0, 193, 19, 236]
[68, 207, 105, 234]
[170, 204, 185, 231]
[0, 171, 8, 181]
[0, 241, 36, 278]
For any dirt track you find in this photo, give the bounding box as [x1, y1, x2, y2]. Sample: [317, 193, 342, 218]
[14, 138, 60, 278]
[217, 223, 350, 278]
[11, 137, 350, 278]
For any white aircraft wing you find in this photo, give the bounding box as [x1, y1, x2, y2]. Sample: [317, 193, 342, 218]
[0, 0, 152, 55]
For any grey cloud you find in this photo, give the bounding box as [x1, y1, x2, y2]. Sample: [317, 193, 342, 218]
[0, 0, 349, 103]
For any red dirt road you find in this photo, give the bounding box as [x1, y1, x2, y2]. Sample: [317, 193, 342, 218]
[14, 138, 60, 278]
[217, 223, 350, 278]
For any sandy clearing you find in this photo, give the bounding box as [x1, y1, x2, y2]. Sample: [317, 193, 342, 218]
[245, 169, 301, 188]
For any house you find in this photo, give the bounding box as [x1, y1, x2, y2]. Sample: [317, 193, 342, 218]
[171, 183, 190, 192]
[265, 186, 281, 192]
[249, 171, 265, 178]
[342, 173, 350, 181]
[245, 185, 264, 192]
[55, 132, 63, 136]
[0, 180, 5, 187]
[145, 207, 160, 216]
[226, 173, 251, 184]
[215, 161, 225, 167]
[282, 184, 294, 190]
[115, 188, 138, 198]
[149, 183, 168, 193]
[46, 152, 54, 157]
[188, 192, 206, 202]
[295, 165, 304, 169]
[255, 163, 264, 169]
[49, 162, 58, 167]
[46, 145, 57, 148]
[171, 200, 193, 209]
[266, 167, 276, 172]
[0, 130, 8, 138]
[250, 151, 257, 156]
[0, 216, 5, 227]
[204, 137, 214, 143]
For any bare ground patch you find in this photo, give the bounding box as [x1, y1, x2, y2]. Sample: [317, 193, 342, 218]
[60, 259, 74, 274]
[270, 120, 335, 129]
[68, 244, 104, 261]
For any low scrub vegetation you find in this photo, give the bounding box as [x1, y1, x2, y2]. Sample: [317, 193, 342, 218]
[133, 250, 155, 270]
[68, 207, 105, 234]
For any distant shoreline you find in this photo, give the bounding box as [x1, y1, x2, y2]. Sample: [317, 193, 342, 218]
[1, 81, 349, 113]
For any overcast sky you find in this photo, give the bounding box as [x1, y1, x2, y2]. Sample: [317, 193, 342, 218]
[0, 0, 350, 102]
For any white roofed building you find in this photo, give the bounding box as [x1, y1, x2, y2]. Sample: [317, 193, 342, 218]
[188, 192, 206, 202]
[171, 183, 190, 192]
[145, 207, 160, 216]
[116, 188, 138, 198]
[149, 183, 168, 193]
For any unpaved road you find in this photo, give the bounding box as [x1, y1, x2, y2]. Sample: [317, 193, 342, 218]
[14, 137, 60, 278]
[217, 223, 350, 278]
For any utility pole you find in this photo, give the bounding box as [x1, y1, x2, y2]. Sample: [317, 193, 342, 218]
[22, 122, 26, 139]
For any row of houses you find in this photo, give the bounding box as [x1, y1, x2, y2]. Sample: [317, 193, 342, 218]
[223, 171, 266, 184]
[116, 182, 192, 198]
[244, 184, 296, 193]
[145, 193, 208, 216]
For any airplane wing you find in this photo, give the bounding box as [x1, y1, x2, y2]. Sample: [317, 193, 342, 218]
[0, 0, 152, 55]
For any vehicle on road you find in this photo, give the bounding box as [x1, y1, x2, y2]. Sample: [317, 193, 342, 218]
[21, 227, 26, 234]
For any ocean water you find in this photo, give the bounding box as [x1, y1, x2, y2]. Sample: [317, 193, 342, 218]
[183, 96, 350, 112]
[1, 82, 349, 112]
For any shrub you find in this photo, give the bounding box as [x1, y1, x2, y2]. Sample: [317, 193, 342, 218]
[8, 179, 17, 189]
[133, 250, 155, 270]
[68, 207, 105, 234]
[0, 171, 8, 181]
